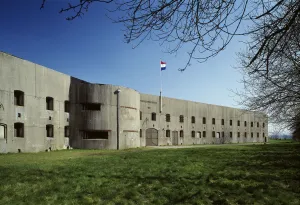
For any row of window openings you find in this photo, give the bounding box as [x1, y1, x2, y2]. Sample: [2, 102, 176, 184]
[160, 130, 265, 138]
[14, 90, 101, 112]
[14, 123, 70, 138]
[143, 112, 265, 128]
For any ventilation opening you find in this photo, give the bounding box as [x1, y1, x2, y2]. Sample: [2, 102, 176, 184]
[14, 123, 24, 138]
[46, 97, 54, 110]
[14, 90, 24, 106]
[82, 130, 109, 139]
[81, 103, 101, 111]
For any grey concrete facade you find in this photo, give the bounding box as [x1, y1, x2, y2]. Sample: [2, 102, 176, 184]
[0, 51, 268, 153]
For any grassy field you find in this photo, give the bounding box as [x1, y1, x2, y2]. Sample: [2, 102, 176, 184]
[0, 142, 299, 205]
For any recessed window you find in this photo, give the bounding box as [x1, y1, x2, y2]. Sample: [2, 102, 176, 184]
[237, 132, 240, 137]
[230, 132, 232, 138]
[203, 131, 206, 137]
[140, 129, 142, 137]
[14, 123, 24, 138]
[263, 133, 265, 137]
[263, 123, 265, 128]
[237, 120, 240, 126]
[203, 117, 206, 124]
[244, 132, 247, 138]
[244, 121, 247, 127]
[81, 103, 101, 111]
[222, 132, 225, 137]
[151, 112, 156, 121]
[46, 97, 54, 110]
[166, 114, 170, 122]
[64, 126, 70, 137]
[221, 119, 224, 125]
[257, 133, 259, 138]
[14, 90, 24, 106]
[46, 124, 54, 138]
[191, 116, 195, 123]
[140, 111, 142, 120]
[230, 120, 232, 126]
[180, 130, 184, 137]
[212, 118, 215, 125]
[212, 131, 215, 137]
[64, 101, 70, 113]
[251, 132, 253, 138]
[179, 115, 184, 123]
[82, 130, 109, 139]
[166, 130, 170, 137]
[251, 122, 253, 127]
[257, 122, 259, 127]
[191, 131, 195, 137]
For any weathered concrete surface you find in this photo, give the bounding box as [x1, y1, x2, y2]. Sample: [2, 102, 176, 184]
[0, 51, 268, 153]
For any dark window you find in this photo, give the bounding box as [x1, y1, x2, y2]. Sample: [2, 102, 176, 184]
[140, 129, 142, 137]
[140, 111, 142, 120]
[237, 120, 240, 126]
[230, 132, 232, 138]
[257, 122, 259, 127]
[212, 131, 215, 137]
[251, 132, 253, 138]
[166, 114, 171, 122]
[46, 97, 54, 110]
[263, 123, 265, 128]
[251, 122, 253, 127]
[14, 90, 24, 106]
[191, 131, 195, 137]
[221, 119, 224, 125]
[222, 132, 225, 137]
[166, 130, 170, 137]
[64, 101, 70, 113]
[191, 116, 195, 123]
[257, 133, 259, 138]
[14, 123, 24, 138]
[81, 103, 101, 111]
[46, 124, 54, 138]
[263, 133, 265, 137]
[203, 131, 206, 137]
[244, 132, 247, 138]
[64, 126, 70, 137]
[151, 113, 156, 121]
[82, 130, 109, 139]
[230, 120, 232, 126]
[212, 118, 215, 125]
[203, 117, 206, 124]
[244, 121, 247, 127]
[179, 115, 184, 123]
[180, 130, 184, 137]
[237, 132, 240, 137]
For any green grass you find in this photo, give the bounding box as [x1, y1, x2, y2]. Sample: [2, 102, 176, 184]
[0, 142, 300, 205]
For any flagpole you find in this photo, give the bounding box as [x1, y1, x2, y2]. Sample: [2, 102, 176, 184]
[160, 59, 162, 113]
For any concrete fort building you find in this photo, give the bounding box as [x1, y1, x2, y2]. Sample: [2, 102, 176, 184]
[0, 51, 268, 153]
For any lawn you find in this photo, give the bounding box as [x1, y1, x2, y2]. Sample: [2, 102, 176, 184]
[0, 142, 299, 205]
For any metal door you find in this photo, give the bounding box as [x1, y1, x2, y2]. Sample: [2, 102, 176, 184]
[172, 131, 178, 145]
[146, 128, 158, 146]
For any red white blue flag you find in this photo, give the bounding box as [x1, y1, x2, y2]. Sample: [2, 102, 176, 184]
[160, 61, 166, 71]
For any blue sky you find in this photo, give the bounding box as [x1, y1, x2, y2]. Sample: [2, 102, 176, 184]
[0, 0, 247, 108]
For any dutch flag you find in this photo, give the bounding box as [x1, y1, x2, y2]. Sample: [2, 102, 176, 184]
[160, 61, 166, 71]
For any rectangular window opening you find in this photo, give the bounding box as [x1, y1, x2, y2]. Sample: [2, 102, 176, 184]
[64, 101, 70, 113]
[81, 103, 101, 111]
[203, 131, 206, 137]
[191, 116, 195, 123]
[237, 120, 240, 126]
[166, 114, 171, 122]
[166, 130, 170, 137]
[203, 117, 206, 124]
[221, 119, 224, 125]
[179, 115, 184, 123]
[14, 90, 24, 106]
[46, 97, 54, 110]
[46, 124, 54, 138]
[230, 132, 232, 138]
[191, 131, 195, 137]
[82, 130, 109, 139]
[140, 129, 142, 137]
[180, 130, 184, 137]
[14, 123, 24, 138]
[151, 112, 156, 121]
[64, 126, 70, 137]
[230, 120, 232, 126]
[244, 121, 247, 127]
[212, 118, 215, 125]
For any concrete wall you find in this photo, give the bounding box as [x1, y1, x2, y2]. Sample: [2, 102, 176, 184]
[140, 94, 268, 146]
[0, 51, 268, 153]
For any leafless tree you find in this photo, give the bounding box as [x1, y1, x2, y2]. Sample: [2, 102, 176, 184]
[235, 2, 300, 135]
[40, 0, 300, 71]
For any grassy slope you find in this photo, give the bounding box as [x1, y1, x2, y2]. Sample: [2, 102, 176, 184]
[0, 143, 299, 205]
